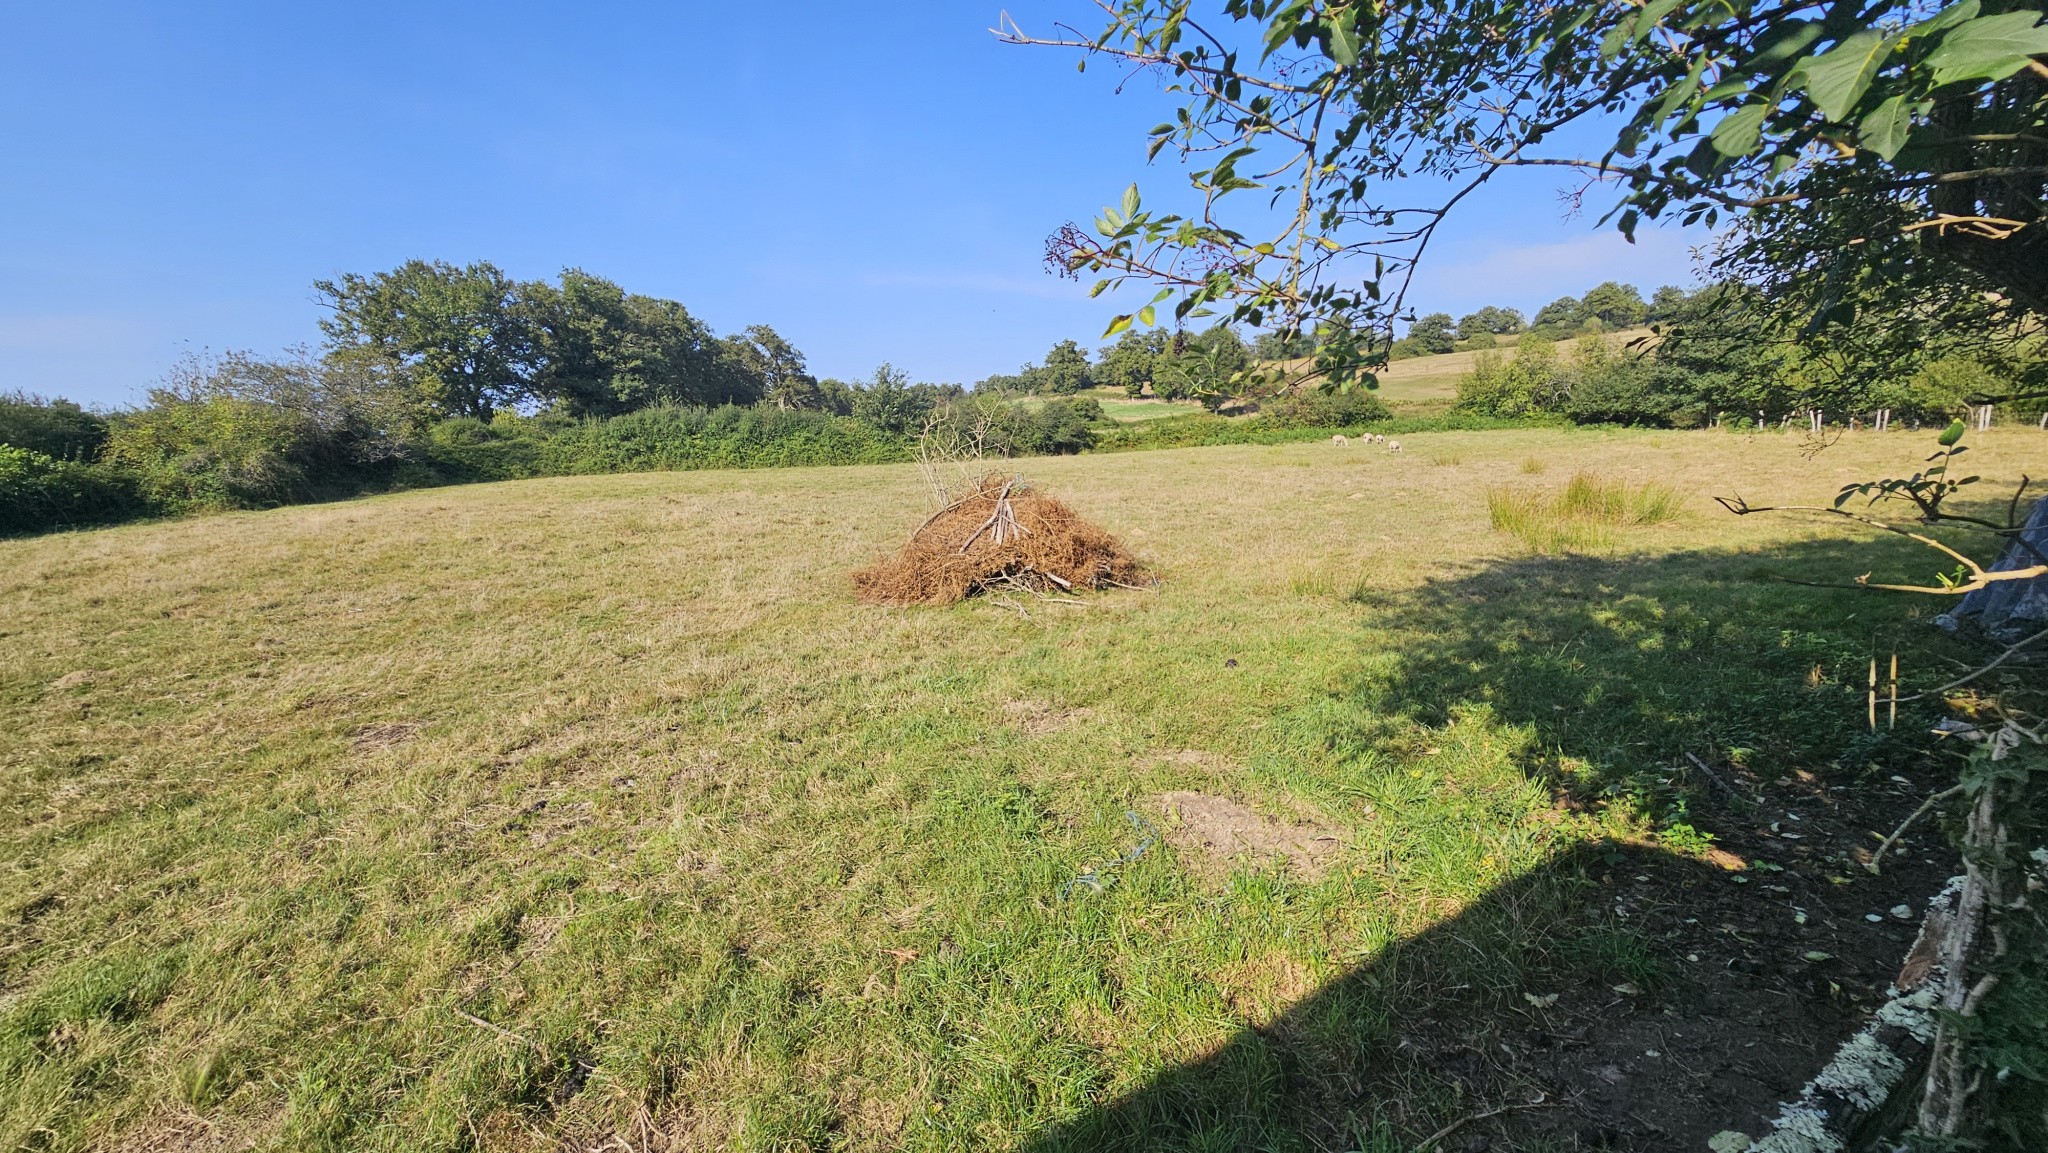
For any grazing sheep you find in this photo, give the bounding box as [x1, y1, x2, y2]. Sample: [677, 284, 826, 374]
[1386, 439, 1403, 453]
[1331, 434, 1349, 446]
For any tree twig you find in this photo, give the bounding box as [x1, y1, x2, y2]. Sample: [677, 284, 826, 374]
[1415, 1096, 1553, 1152]
[453, 1008, 539, 1049]
[1890, 626, 2048, 703]
[1867, 785, 1965, 875]
[1685, 751, 1759, 806]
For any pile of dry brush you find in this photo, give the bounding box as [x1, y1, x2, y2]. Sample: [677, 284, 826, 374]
[852, 474, 1146, 605]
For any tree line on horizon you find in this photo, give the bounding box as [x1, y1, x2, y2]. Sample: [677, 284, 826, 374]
[0, 260, 1118, 534]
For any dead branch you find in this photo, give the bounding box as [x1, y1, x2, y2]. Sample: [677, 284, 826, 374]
[1685, 750, 1761, 806]
[1866, 785, 1965, 875]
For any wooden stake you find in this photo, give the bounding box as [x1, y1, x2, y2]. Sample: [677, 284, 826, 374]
[1869, 657, 1878, 731]
[1888, 652, 1899, 730]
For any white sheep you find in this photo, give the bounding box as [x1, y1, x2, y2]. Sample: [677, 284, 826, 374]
[1331, 434, 1350, 446]
[1386, 439, 1403, 453]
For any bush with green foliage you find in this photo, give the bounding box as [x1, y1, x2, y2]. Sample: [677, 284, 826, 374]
[0, 445, 142, 536]
[105, 393, 322, 512]
[1263, 386, 1393, 429]
[101, 352, 411, 512]
[1564, 338, 1698, 427]
[990, 398, 1096, 455]
[0, 393, 109, 461]
[1455, 340, 1571, 419]
[846, 366, 962, 435]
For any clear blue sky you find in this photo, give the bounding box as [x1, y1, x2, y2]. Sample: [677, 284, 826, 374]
[1, 1, 1707, 408]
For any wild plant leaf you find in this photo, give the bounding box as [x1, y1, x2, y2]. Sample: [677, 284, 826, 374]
[1800, 29, 1896, 120]
[1711, 104, 1770, 156]
[1860, 95, 1912, 159]
[1922, 12, 2048, 87]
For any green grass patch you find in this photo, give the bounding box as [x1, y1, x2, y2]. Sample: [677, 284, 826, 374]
[1487, 471, 1685, 553]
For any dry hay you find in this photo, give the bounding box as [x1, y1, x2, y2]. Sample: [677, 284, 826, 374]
[852, 474, 1146, 605]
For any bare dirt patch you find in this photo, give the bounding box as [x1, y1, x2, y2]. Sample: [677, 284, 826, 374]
[1155, 790, 1342, 880]
[1148, 748, 1232, 770]
[1001, 699, 1097, 736]
[106, 1110, 256, 1152]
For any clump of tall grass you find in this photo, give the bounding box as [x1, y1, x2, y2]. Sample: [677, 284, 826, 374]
[1487, 471, 1682, 553]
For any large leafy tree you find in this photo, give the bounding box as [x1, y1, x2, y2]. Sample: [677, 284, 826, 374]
[1406, 311, 1458, 353]
[1456, 305, 1526, 339]
[1008, 1, 2048, 384]
[315, 260, 536, 420]
[723, 325, 822, 411]
[1040, 338, 1096, 393]
[524, 270, 753, 416]
[1580, 281, 1649, 329]
[1098, 328, 1174, 393]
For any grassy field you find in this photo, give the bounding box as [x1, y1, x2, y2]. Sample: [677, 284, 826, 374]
[1088, 391, 1206, 423]
[3, 426, 2035, 1152]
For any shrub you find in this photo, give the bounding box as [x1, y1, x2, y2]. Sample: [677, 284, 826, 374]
[0, 393, 109, 461]
[991, 399, 1095, 456]
[104, 394, 320, 512]
[539, 405, 907, 474]
[1263, 387, 1393, 429]
[0, 445, 142, 536]
[1455, 340, 1568, 418]
[410, 415, 548, 482]
[1563, 338, 1696, 427]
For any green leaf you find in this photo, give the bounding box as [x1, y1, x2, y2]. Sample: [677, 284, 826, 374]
[1739, 20, 1825, 74]
[1327, 18, 1361, 67]
[1710, 104, 1770, 157]
[1921, 12, 2048, 87]
[1859, 95, 1913, 159]
[1120, 183, 1140, 220]
[1103, 314, 1133, 338]
[1910, 0, 1982, 40]
[1939, 418, 1966, 446]
[1137, 304, 1156, 327]
[1800, 29, 1896, 121]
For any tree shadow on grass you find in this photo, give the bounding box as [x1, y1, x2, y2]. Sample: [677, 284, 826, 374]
[1020, 533, 1975, 1152]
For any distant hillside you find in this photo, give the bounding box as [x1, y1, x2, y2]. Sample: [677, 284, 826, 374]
[1272, 328, 1658, 411]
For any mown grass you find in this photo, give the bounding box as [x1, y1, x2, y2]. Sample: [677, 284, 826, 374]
[2, 427, 2034, 1151]
[1487, 470, 1685, 553]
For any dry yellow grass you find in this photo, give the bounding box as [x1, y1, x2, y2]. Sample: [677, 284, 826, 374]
[1269, 328, 1658, 410]
[2, 426, 2037, 1151]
